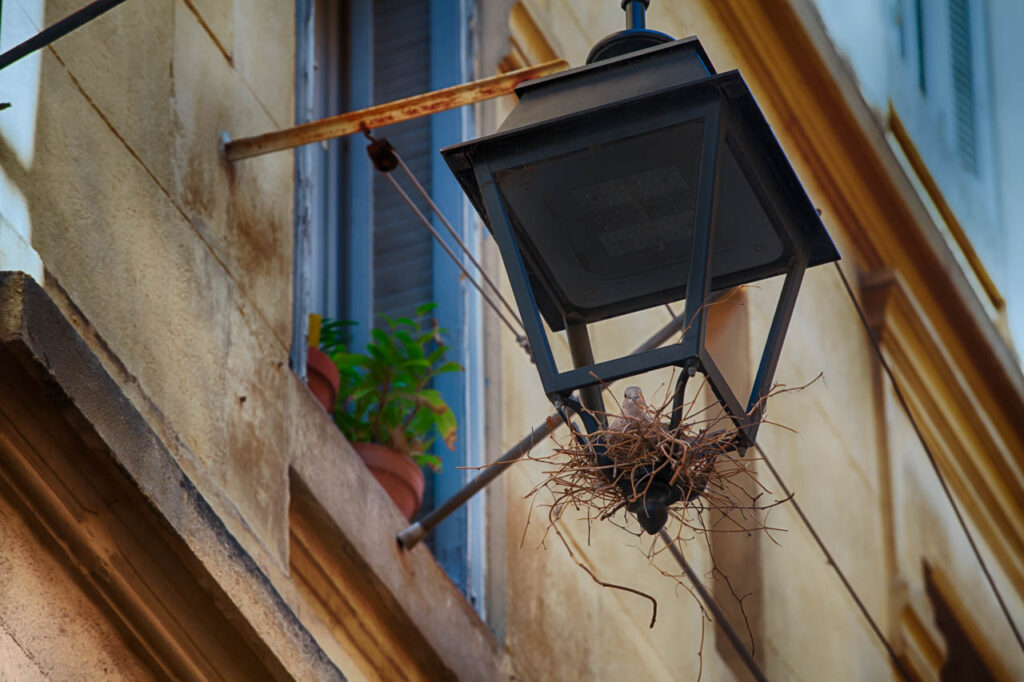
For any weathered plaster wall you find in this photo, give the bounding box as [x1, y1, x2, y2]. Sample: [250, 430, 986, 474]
[4, 0, 296, 569]
[0, 490, 153, 681]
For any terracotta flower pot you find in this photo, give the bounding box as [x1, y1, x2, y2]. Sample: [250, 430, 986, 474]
[306, 347, 340, 413]
[352, 442, 425, 521]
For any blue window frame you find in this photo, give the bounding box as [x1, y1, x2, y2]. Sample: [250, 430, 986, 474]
[297, 0, 485, 609]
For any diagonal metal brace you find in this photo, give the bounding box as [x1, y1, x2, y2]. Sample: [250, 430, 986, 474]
[398, 308, 692, 549]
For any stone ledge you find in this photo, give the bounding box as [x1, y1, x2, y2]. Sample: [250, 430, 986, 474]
[0, 270, 508, 681]
[0, 271, 343, 680]
[288, 397, 508, 681]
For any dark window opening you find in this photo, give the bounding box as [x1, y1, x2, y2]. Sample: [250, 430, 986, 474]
[924, 563, 997, 682]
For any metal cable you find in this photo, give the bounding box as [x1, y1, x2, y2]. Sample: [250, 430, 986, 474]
[659, 530, 769, 682]
[392, 151, 526, 331]
[833, 261, 1024, 654]
[750, 438, 913, 680]
[381, 172, 530, 348]
[0, 0, 127, 71]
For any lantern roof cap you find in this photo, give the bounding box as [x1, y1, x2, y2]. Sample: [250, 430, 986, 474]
[443, 36, 839, 330]
[499, 37, 715, 134]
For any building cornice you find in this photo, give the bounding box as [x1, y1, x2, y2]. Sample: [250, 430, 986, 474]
[705, 0, 1024, 586]
[863, 270, 1024, 595]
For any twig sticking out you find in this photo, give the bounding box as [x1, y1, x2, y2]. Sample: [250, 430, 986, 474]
[523, 372, 819, 677]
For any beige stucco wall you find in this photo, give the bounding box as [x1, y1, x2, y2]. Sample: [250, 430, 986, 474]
[0, 489, 153, 681]
[1, 0, 296, 570]
[0, 3, 503, 679]
[485, 2, 1024, 680]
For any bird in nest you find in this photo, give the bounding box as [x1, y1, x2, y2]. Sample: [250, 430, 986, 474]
[609, 386, 649, 432]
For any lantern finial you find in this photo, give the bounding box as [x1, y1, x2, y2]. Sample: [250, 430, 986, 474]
[587, 0, 673, 63]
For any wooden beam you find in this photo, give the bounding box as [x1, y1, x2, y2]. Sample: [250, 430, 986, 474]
[887, 104, 1005, 311]
[224, 59, 569, 161]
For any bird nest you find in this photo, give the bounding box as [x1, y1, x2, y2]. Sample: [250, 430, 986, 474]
[528, 379, 775, 534]
[521, 373, 815, 639]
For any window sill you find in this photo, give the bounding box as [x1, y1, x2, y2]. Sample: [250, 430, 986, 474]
[287, 402, 505, 681]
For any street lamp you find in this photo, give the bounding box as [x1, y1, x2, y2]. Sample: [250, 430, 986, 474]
[442, 0, 838, 532]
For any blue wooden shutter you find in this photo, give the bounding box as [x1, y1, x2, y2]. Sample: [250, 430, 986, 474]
[949, 0, 978, 174]
[372, 0, 434, 323]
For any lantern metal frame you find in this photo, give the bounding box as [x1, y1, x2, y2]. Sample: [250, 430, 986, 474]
[444, 39, 837, 448]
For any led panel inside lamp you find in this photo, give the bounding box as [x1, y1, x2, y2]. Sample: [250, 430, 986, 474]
[495, 120, 785, 327]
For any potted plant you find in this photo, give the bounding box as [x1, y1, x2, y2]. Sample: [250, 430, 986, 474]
[321, 304, 460, 520]
[305, 314, 348, 413]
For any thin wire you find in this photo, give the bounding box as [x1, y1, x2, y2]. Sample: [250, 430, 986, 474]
[659, 529, 769, 682]
[392, 151, 525, 330]
[749, 439, 913, 681]
[833, 261, 1024, 654]
[381, 172, 530, 349]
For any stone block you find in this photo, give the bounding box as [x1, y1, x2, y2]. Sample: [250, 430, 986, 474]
[184, 0, 234, 59]
[172, 0, 294, 344]
[43, 0, 176, 195]
[23, 47, 291, 557]
[232, 0, 295, 127]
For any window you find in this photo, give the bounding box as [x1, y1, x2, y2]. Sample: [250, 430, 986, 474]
[949, 0, 978, 174]
[887, 0, 1003, 316]
[296, 0, 486, 609]
[915, 0, 927, 93]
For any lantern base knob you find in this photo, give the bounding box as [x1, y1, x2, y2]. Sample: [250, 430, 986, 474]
[586, 29, 674, 63]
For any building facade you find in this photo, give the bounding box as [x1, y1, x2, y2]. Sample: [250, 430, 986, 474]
[0, 0, 1021, 680]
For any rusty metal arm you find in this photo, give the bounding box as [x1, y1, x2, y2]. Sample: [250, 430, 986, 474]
[224, 60, 569, 161]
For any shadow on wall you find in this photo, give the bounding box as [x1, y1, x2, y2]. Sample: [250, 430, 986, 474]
[0, 0, 45, 280]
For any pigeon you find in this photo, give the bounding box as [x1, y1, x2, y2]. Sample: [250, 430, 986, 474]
[608, 386, 650, 434]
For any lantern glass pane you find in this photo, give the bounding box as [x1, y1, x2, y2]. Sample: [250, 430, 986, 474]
[496, 120, 704, 317]
[493, 120, 788, 328]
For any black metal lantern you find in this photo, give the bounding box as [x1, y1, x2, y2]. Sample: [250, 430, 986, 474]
[442, 1, 839, 532]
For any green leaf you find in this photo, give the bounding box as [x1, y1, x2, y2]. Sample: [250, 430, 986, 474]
[413, 389, 448, 411]
[436, 408, 457, 450]
[412, 453, 443, 472]
[435, 361, 462, 375]
[408, 407, 437, 434]
[416, 302, 438, 316]
[332, 352, 372, 369]
[350, 386, 378, 402]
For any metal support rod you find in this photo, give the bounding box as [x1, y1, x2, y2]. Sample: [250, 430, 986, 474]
[397, 420, 556, 549]
[0, 0, 128, 71]
[659, 530, 768, 682]
[565, 323, 606, 425]
[398, 308, 689, 549]
[224, 60, 568, 161]
[623, 0, 648, 30]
